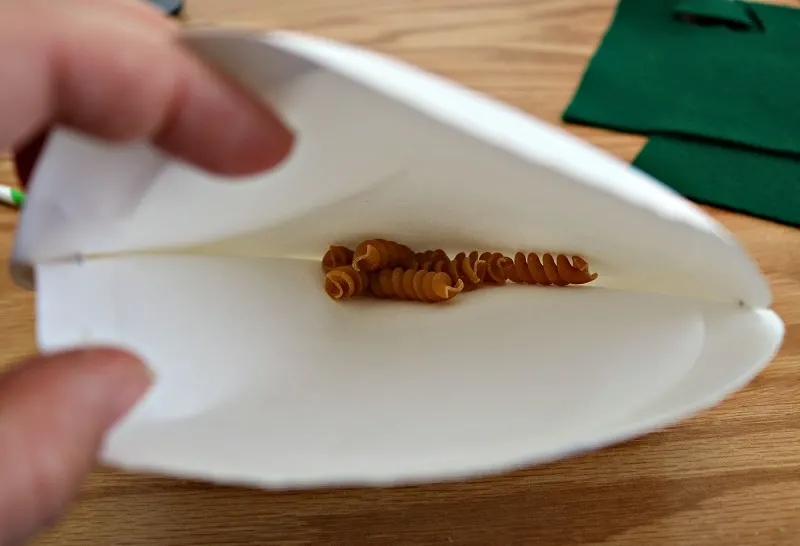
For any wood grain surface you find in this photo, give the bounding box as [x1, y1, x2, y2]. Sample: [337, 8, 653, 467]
[0, 0, 798, 544]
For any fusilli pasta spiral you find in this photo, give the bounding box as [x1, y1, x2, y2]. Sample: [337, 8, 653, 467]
[479, 252, 514, 285]
[370, 268, 464, 303]
[325, 265, 370, 300]
[353, 239, 417, 272]
[443, 251, 487, 291]
[321, 245, 355, 273]
[415, 249, 450, 271]
[503, 252, 598, 286]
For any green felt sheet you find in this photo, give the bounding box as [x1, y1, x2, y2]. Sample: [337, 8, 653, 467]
[634, 136, 800, 226]
[563, 0, 800, 156]
[561, 0, 800, 225]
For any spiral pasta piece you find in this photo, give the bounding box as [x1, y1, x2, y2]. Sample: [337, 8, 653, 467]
[415, 249, 450, 271]
[503, 252, 597, 286]
[324, 265, 370, 300]
[479, 252, 514, 285]
[442, 251, 487, 291]
[557, 254, 598, 285]
[353, 239, 417, 272]
[321, 245, 355, 273]
[370, 268, 464, 303]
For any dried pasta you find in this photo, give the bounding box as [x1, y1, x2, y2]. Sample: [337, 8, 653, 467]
[480, 252, 514, 285]
[321, 245, 355, 273]
[443, 251, 487, 291]
[353, 239, 417, 272]
[370, 268, 464, 303]
[415, 249, 450, 271]
[503, 252, 598, 286]
[321, 238, 598, 304]
[325, 265, 370, 300]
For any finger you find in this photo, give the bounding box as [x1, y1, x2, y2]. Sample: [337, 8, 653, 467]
[11, 0, 175, 188]
[61, 0, 179, 31]
[14, 0, 175, 31]
[2, 2, 294, 176]
[0, 348, 151, 544]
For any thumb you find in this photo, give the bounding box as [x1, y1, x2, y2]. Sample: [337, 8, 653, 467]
[0, 348, 151, 544]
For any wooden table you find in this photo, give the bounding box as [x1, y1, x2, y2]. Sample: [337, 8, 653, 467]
[1, 0, 798, 544]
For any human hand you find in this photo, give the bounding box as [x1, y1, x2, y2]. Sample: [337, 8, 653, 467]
[1, 0, 293, 543]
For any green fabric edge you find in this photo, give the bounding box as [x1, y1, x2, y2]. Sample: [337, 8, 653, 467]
[560, 0, 800, 157]
[673, 0, 758, 27]
[633, 135, 800, 226]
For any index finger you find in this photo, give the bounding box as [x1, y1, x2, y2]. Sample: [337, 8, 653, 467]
[6, 2, 294, 183]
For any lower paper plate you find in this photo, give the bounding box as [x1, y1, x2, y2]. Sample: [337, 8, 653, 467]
[35, 254, 783, 488]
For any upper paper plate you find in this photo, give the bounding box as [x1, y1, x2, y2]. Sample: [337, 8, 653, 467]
[10, 29, 784, 489]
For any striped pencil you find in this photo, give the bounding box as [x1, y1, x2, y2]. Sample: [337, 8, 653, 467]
[0, 185, 24, 208]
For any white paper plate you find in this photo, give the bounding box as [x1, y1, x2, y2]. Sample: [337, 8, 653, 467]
[11, 30, 784, 489]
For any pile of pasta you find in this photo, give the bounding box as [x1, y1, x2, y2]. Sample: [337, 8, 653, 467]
[322, 239, 598, 304]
